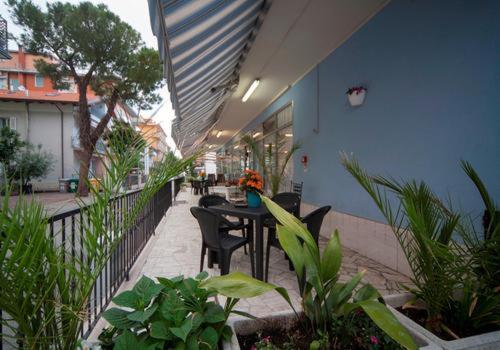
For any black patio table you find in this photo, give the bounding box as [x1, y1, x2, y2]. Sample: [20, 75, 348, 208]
[208, 203, 282, 281]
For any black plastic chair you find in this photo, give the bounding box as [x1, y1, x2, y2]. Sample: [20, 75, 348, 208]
[199, 194, 250, 254]
[290, 181, 303, 197]
[265, 205, 331, 282]
[191, 207, 254, 276]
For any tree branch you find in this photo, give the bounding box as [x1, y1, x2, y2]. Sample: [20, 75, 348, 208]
[91, 90, 119, 142]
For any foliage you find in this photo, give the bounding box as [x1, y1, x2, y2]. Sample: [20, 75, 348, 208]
[0, 135, 194, 349]
[341, 155, 500, 338]
[100, 273, 231, 350]
[329, 309, 404, 349]
[8, 0, 164, 195]
[0, 126, 24, 165]
[239, 169, 264, 194]
[7, 143, 54, 186]
[105, 120, 146, 156]
[262, 196, 416, 350]
[242, 135, 300, 196]
[100, 271, 292, 349]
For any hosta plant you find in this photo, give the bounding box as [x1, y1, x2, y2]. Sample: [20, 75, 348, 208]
[100, 272, 293, 349]
[262, 196, 417, 350]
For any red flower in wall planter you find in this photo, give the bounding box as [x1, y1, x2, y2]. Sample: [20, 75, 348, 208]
[346, 86, 367, 106]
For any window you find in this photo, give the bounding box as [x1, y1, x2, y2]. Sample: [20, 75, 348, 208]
[35, 74, 44, 87]
[0, 75, 6, 89]
[0, 117, 15, 130]
[10, 78, 19, 91]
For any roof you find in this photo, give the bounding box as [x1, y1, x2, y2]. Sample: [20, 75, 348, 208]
[148, 0, 270, 153]
[0, 90, 99, 104]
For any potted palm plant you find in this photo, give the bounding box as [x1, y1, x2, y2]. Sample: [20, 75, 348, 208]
[341, 155, 500, 350]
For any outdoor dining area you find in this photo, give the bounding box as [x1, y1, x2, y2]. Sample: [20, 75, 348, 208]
[190, 181, 308, 281]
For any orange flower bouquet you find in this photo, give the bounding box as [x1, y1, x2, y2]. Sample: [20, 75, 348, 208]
[239, 169, 264, 194]
[239, 169, 264, 207]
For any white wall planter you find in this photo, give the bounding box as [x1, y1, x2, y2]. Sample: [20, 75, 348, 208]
[347, 89, 366, 106]
[384, 293, 500, 350]
[222, 310, 436, 350]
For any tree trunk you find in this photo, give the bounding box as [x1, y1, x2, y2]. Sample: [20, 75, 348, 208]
[76, 88, 119, 196]
[76, 80, 94, 196]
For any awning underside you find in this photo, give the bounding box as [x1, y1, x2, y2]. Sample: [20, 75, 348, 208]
[153, 0, 267, 152]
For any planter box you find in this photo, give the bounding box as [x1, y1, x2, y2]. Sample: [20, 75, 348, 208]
[222, 310, 436, 350]
[384, 293, 500, 350]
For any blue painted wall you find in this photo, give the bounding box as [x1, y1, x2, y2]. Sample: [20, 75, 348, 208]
[238, 0, 500, 222]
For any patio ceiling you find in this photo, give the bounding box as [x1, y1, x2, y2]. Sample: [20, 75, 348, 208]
[210, 0, 389, 149]
[148, 0, 271, 154]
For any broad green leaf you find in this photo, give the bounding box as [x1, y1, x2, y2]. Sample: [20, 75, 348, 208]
[309, 340, 320, 350]
[186, 336, 199, 350]
[102, 308, 140, 329]
[133, 275, 164, 304]
[354, 283, 381, 302]
[321, 230, 342, 282]
[161, 290, 188, 323]
[151, 321, 174, 340]
[359, 300, 417, 350]
[221, 324, 233, 341]
[170, 318, 193, 342]
[114, 330, 140, 350]
[199, 326, 218, 349]
[262, 196, 318, 253]
[276, 224, 305, 280]
[112, 290, 141, 309]
[204, 303, 226, 323]
[200, 272, 294, 311]
[196, 271, 209, 280]
[127, 303, 158, 323]
[336, 271, 365, 308]
[303, 243, 322, 294]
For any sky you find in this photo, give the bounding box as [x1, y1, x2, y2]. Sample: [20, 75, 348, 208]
[0, 0, 178, 153]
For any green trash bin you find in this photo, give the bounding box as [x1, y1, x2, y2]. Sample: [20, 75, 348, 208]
[68, 178, 79, 193]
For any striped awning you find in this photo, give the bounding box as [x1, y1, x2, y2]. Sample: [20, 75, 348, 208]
[149, 0, 269, 153]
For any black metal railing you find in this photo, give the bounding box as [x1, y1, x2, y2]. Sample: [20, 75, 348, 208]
[0, 177, 184, 348]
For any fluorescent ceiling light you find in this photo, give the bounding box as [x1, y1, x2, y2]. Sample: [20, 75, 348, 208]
[285, 133, 293, 137]
[234, 145, 239, 149]
[216, 130, 223, 138]
[253, 132, 261, 138]
[242, 79, 260, 102]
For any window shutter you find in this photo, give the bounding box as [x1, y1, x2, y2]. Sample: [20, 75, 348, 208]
[9, 117, 16, 130]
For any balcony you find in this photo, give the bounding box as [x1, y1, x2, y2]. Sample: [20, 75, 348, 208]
[71, 129, 106, 154]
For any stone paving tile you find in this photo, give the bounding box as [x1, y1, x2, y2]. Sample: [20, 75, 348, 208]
[125, 188, 412, 318]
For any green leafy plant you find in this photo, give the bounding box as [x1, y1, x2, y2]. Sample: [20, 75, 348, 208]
[7, 143, 54, 191]
[341, 155, 500, 339]
[261, 196, 416, 350]
[0, 136, 194, 349]
[0, 125, 24, 165]
[100, 271, 293, 349]
[242, 135, 300, 196]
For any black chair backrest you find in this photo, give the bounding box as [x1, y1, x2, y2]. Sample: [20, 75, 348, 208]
[199, 194, 229, 208]
[272, 192, 301, 217]
[302, 205, 331, 243]
[190, 207, 221, 249]
[291, 181, 303, 196]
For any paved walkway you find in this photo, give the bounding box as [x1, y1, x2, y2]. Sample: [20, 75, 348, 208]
[97, 188, 411, 324]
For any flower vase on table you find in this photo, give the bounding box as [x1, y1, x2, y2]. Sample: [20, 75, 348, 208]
[239, 169, 264, 208]
[246, 191, 261, 208]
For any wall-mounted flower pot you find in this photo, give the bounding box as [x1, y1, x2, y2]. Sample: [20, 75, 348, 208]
[347, 89, 366, 106]
[384, 293, 500, 350]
